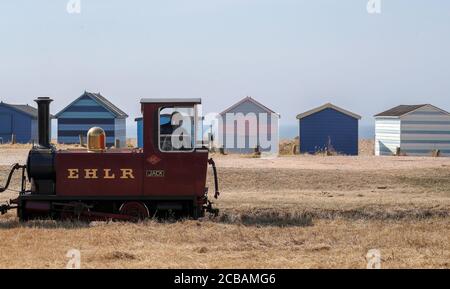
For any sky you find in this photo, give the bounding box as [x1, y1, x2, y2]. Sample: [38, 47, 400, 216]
[1, 0, 450, 138]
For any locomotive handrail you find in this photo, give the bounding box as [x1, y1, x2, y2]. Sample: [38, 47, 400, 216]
[0, 163, 25, 193]
[208, 158, 220, 199]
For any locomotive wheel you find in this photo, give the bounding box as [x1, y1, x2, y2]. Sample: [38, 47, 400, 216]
[119, 202, 150, 220]
[60, 205, 75, 221]
[60, 202, 89, 221]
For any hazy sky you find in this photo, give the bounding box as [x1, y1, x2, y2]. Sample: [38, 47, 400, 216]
[1, 0, 450, 135]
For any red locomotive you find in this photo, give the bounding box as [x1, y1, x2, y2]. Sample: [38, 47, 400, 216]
[0, 97, 220, 221]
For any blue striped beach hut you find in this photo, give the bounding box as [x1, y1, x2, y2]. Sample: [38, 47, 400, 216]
[374, 104, 450, 156]
[55, 91, 128, 147]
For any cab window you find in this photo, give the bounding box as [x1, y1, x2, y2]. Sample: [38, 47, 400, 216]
[159, 107, 195, 152]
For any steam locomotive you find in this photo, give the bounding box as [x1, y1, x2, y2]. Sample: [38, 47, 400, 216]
[0, 97, 220, 221]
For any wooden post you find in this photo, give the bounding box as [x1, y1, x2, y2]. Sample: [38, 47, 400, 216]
[254, 145, 261, 156]
[432, 149, 441, 157]
[115, 139, 120, 148]
[291, 144, 298, 155]
[79, 134, 85, 147]
[11, 134, 16, 144]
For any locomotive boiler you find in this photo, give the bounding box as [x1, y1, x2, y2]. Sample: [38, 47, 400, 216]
[0, 97, 220, 221]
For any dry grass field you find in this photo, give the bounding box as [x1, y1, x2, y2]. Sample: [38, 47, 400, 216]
[0, 142, 449, 268]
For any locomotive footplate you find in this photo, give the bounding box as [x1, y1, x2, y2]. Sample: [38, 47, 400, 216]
[51, 202, 139, 222]
[16, 194, 208, 221]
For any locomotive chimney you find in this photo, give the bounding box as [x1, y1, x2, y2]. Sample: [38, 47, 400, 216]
[34, 97, 53, 149]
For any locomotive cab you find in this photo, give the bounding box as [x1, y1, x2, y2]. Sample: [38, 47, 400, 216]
[0, 97, 219, 221]
[139, 98, 217, 217]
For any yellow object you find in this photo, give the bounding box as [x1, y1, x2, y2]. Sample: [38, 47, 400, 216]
[87, 127, 106, 152]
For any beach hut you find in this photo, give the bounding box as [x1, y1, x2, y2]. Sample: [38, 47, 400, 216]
[297, 103, 361, 155]
[374, 104, 450, 156]
[0, 102, 45, 144]
[55, 91, 128, 147]
[135, 114, 171, 148]
[218, 96, 280, 154]
[135, 117, 143, 148]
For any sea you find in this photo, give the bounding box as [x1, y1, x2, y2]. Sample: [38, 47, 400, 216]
[51, 121, 375, 141]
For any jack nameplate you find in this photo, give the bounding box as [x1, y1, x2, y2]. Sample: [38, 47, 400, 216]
[146, 170, 165, 177]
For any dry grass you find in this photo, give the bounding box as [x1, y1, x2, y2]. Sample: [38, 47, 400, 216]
[0, 137, 138, 151]
[0, 218, 447, 268]
[0, 147, 449, 268]
[126, 138, 137, 147]
[0, 143, 81, 151]
[359, 139, 375, 156]
[0, 143, 34, 149]
[279, 139, 375, 156]
[279, 138, 299, 155]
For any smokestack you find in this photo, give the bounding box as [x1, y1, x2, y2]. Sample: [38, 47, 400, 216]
[34, 97, 53, 148]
